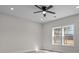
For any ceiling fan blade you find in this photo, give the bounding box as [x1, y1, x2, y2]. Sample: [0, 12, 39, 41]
[47, 5, 53, 10]
[46, 11, 56, 14]
[33, 11, 42, 13]
[35, 5, 42, 10]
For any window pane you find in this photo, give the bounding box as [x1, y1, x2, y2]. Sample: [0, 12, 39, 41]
[63, 25, 74, 46]
[54, 28, 62, 36]
[52, 27, 62, 45]
[54, 36, 62, 45]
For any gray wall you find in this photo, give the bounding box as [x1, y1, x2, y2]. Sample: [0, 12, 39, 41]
[1, 13, 79, 53]
[0, 14, 42, 52]
[42, 14, 79, 53]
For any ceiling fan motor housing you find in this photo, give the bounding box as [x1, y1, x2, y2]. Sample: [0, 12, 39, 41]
[42, 6, 47, 11]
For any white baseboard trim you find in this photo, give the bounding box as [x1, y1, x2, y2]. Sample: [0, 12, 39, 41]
[40, 49, 63, 53]
[13, 49, 36, 53]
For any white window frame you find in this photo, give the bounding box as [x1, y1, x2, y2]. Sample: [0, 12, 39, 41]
[52, 26, 62, 45]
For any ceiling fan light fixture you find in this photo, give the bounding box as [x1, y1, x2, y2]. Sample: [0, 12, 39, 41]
[43, 11, 46, 14]
[10, 8, 14, 11]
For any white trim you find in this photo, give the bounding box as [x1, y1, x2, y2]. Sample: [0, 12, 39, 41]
[11, 49, 36, 53]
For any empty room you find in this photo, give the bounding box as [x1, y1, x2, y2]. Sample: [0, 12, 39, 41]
[0, 5, 79, 53]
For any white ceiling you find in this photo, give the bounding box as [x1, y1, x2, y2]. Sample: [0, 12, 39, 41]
[0, 5, 79, 23]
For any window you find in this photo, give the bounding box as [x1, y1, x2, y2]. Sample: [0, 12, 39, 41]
[52, 25, 74, 46]
[52, 27, 62, 45]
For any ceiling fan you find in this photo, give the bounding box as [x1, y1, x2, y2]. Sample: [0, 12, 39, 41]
[34, 5, 56, 17]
